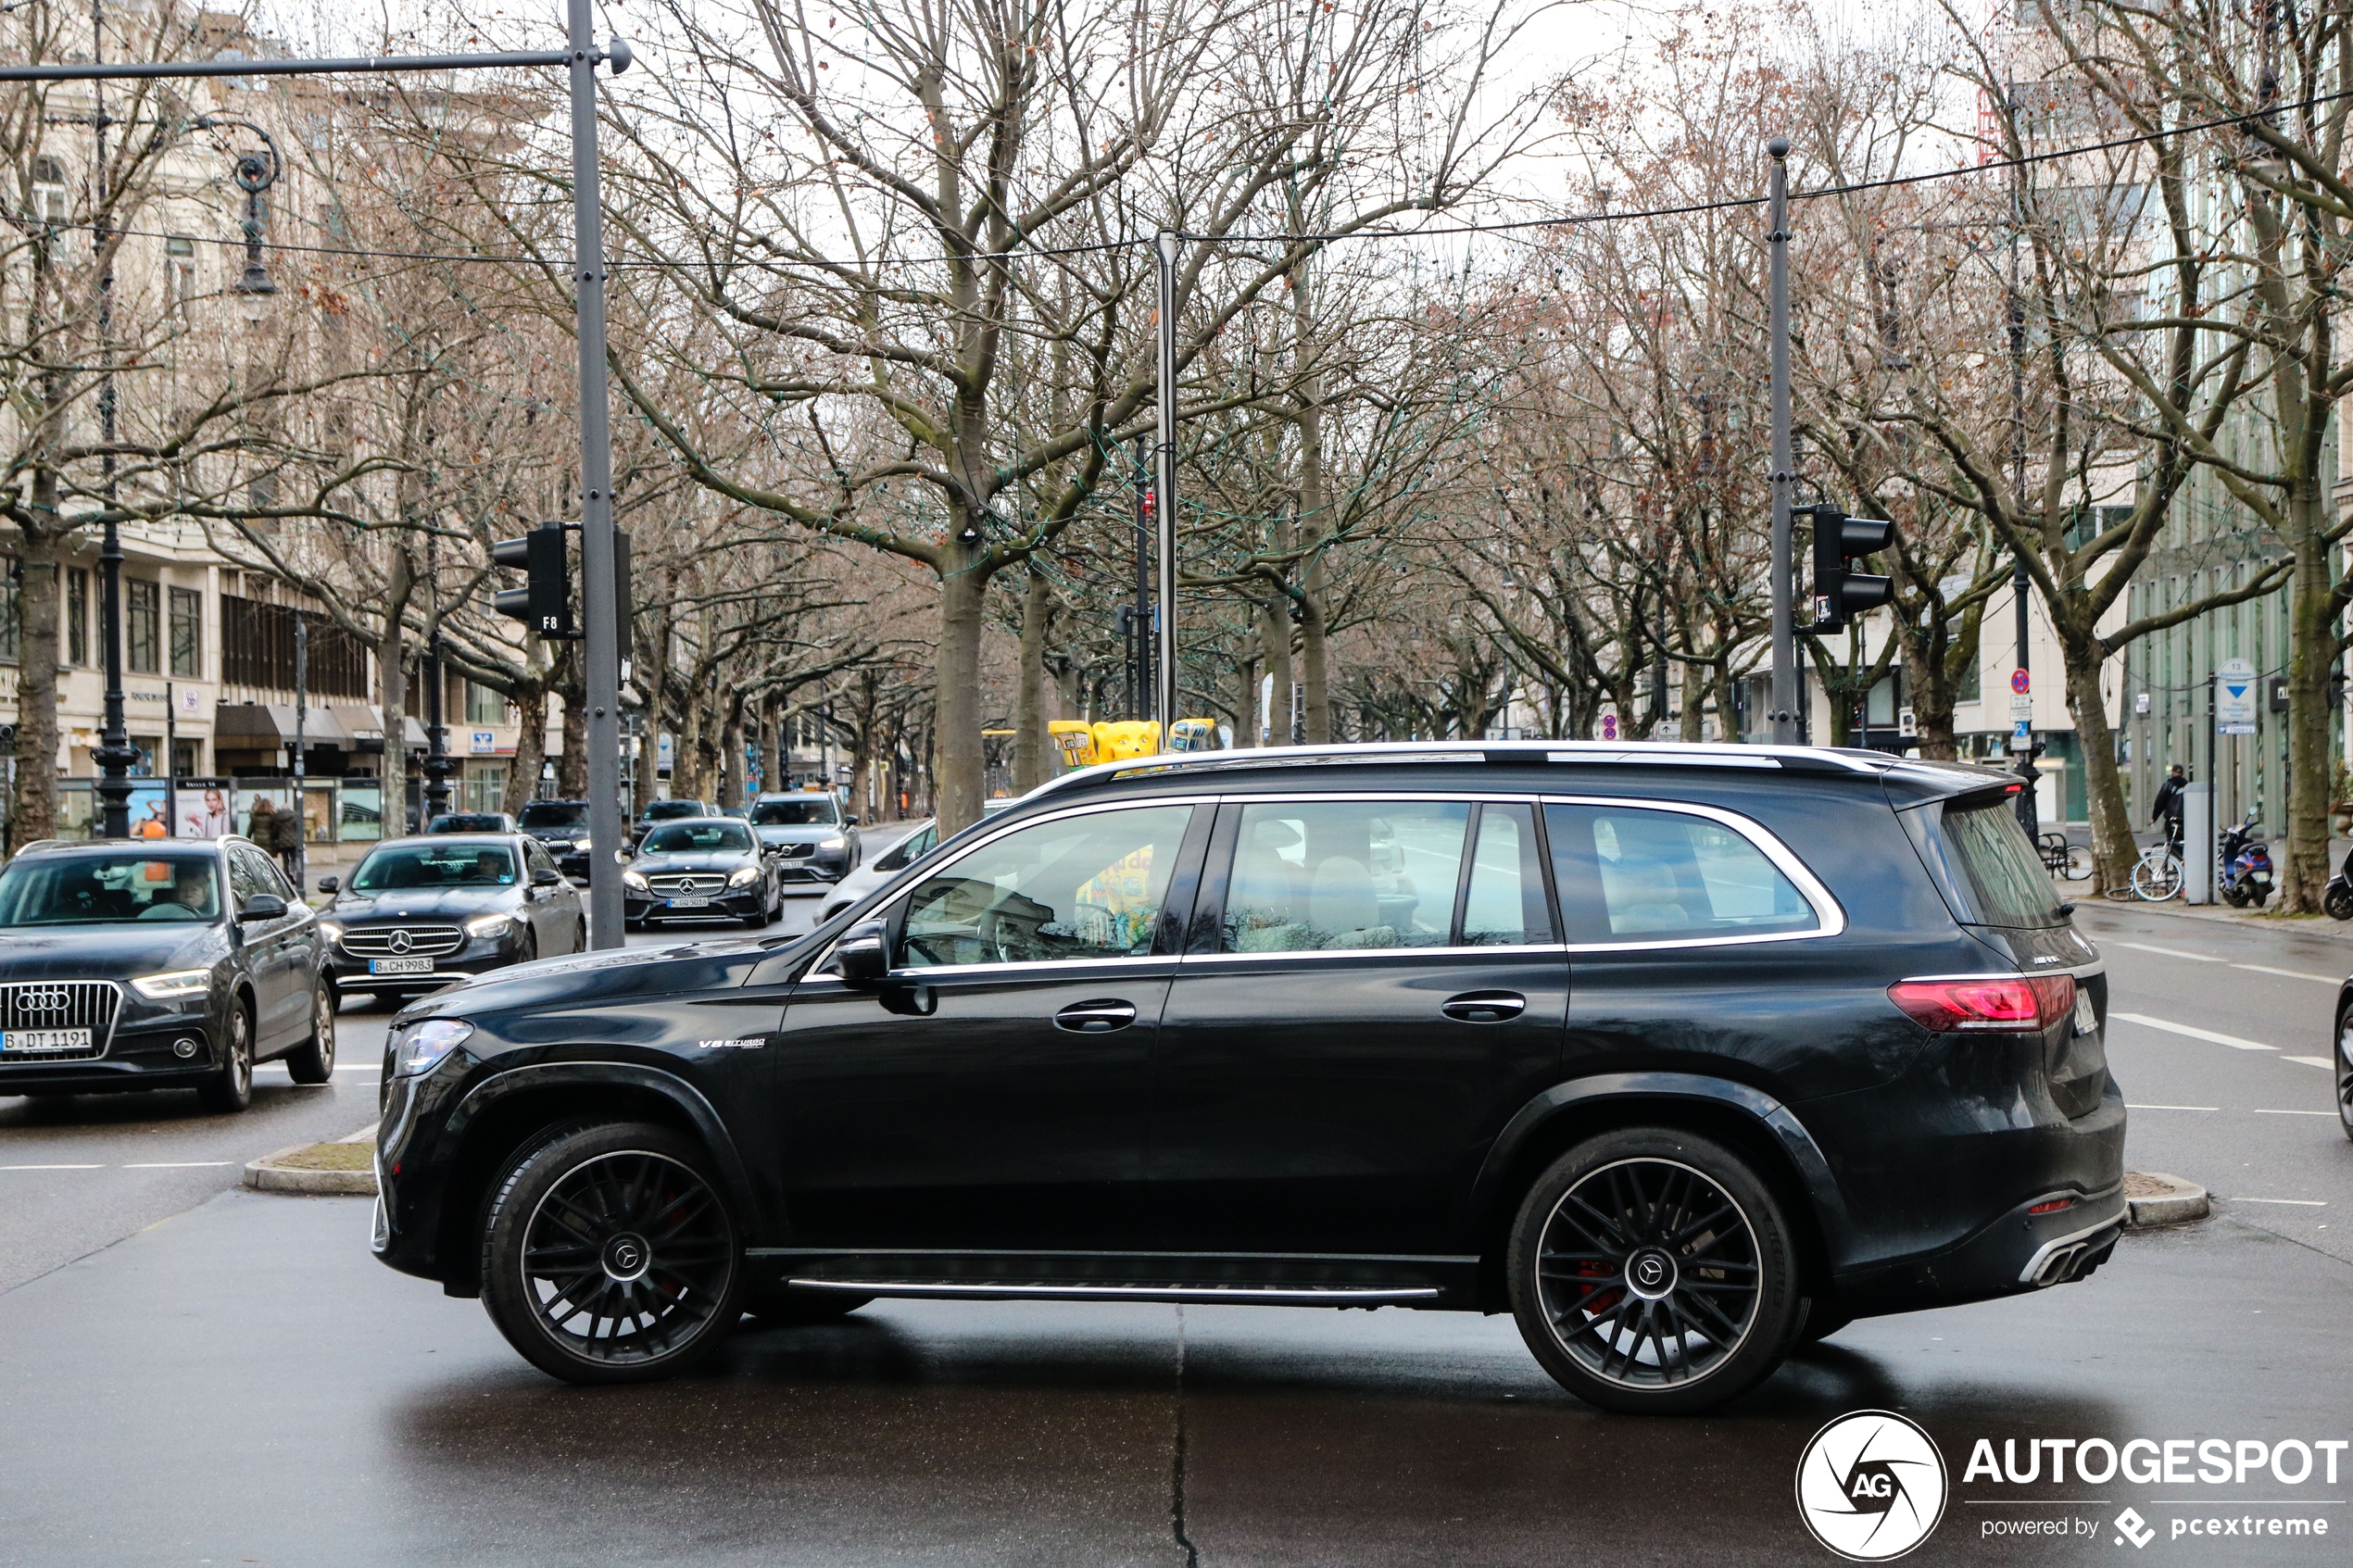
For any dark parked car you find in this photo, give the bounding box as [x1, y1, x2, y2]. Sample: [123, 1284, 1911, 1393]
[427, 812, 516, 834]
[318, 835, 585, 1003]
[749, 791, 860, 888]
[634, 799, 715, 844]
[0, 836, 333, 1112]
[623, 818, 780, 931]
[517, 799, 595, 882]
[373, 742, 2122, 1411]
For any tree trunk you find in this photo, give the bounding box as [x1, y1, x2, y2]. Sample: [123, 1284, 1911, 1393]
[1013, 570, 1051, 793]
[1231, 646, 1260, 749]
[377, 549, 414, 832]
[934, 566, 988, 832]
[9, 530, 63, 846]
[2283, 514, 2334, 911]
[719, 697, 745, 809]
[1258, 596, 1294, 746]
[2061, 633, 2134, 895]
[503, 676, 547, 816]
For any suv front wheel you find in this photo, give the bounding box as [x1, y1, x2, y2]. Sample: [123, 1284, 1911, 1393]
[480, 1121, 746, 1384]
[1507, 1128, 1802, 1415]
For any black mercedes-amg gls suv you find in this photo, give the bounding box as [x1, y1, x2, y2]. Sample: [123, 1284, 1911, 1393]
[372, 742, 2123, 1413]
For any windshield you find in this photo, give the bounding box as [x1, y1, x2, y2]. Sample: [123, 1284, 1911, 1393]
[0, 853, 222, 925]
[643, 801, 708, 822]
[353, 843, 520, 891]
[518, 802, 588, 830]
[642, 822, 754, 854]
[750, 798, 837, 826]
[428, 814, 507, 834]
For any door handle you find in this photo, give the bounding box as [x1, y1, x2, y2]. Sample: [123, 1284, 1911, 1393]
[1055, 999, 1139, 1034]
[1441, 990, 1526, 1024]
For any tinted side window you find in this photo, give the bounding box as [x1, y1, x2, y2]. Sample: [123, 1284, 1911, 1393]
[1937, 800, 2062, 927]
[1546, 804, 1817, 942]
[900, 805, 1194, 967]
[1223, 800, 1467, 952]
[1461, 803, 1554, 946]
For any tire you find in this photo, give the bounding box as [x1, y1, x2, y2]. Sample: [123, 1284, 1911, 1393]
[2063, 846, 2092, 880]
[572, 919, 588, 953]
[2335, 1008, 2353, 1145]
[283, 984, 337, 1085]
[195, 998, 254, 1113]
[745, 1285, 873, 1327]
[2221, 881, 2249, 908]
[479, 1120, 745, 1385]
[2324, 884, 2353, 922]
[513, 928, 538, 966]
[1506, 1128, 1802, 1415]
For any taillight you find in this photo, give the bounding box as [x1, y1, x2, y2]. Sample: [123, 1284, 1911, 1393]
[1887, 974, 2076, 1033]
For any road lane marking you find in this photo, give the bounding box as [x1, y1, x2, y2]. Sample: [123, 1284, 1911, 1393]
[2233, 964, 2343, 983]
[2114, 942, 2224, 962]
[0, 1163, 102, 1170]
[2227, 1197, 2327, 1206]
[2126, 1103, 2217, 1111]
[121, 1160, 234, 1169]
[2252, 1109, 2335, 1116]
[2282, 1056, 2336, 1069]
[2110, 1012, 2276, 1050]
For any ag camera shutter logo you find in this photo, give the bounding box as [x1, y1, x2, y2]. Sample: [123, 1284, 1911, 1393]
[1795, 1410, 1949, 1561]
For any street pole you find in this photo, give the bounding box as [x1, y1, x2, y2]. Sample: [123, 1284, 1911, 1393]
[294, 616, 307, 890]
[1154, 229, 1180, 751]
[1133, 438, 1150, 722]
[89, 3, 137, 838]
[1766, 137, 1798, 747]
[570, 0, 628, 949]
[2006, 81, 2041, 840]
[163, 680, 175, 838]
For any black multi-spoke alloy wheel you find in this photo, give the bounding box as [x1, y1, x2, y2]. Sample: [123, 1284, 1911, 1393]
[480, 1121, 745, 1384]
[2336, 1008, 2353, 1144]
[195, 999, 254, 1113]
[283, 984, 337, 1085]
[1507, 1128, 1801, 1414]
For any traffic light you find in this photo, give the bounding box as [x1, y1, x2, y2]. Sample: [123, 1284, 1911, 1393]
[1806, 504, 1894, 633]
[491, 522, 574, 639]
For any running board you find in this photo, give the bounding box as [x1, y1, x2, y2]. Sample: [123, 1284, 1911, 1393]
[788, 1278, 1443, 1306]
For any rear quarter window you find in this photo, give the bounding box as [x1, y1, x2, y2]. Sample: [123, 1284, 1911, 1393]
[1909, 797, 2062, 928]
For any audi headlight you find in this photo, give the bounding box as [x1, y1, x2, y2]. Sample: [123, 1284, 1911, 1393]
[623, 869, 648, 891]
[131, 968, 212, 1000]
[727, 865, 761, 887]
[464, 913, 514, 940]
[390, 1018, 475, 1078]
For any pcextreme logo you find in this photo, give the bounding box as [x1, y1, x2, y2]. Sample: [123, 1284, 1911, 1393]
[1795, 1410, 1950, 1562]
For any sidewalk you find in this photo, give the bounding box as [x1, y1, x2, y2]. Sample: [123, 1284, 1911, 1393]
[2060, 875, 2353, 944]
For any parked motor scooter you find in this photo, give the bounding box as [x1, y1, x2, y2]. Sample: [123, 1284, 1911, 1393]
[2218, 813, 2275, 908]
[2324, 845, 2353, 921]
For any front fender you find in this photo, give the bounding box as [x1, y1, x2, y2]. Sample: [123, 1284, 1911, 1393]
[445, 1060, 768, 1237]
[1470, 1071, 1856, 1264]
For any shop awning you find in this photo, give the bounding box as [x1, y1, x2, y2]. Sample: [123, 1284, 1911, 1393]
[213, 703, 353, 749]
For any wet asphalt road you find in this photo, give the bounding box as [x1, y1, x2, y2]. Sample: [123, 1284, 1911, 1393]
[0, 862, 2347, 1565]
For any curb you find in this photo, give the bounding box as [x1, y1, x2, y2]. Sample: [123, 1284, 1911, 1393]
[2123, 1171, 2208, 1229]
[2069, 885, 2353, 946]
[242, 1123, 379, 1197]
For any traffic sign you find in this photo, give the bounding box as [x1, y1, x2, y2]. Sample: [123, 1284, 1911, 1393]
[2009, 693, 2032, 719]
[2216, 657, 2258, 733]
[2010, 669, 2030, 696]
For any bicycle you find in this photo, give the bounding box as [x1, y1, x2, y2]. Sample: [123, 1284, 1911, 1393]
[2128, 842, 2183, 901]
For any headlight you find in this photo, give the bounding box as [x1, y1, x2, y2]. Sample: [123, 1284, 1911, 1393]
[131, 968, 212, 1000]
[573, 838, 591, 854]
[390, 1018, 475, 1078]
[818, 834, 847, 850]
[727, 865, 761, 887]
[318, 920, 344, 945]
[464, 913, 514, 940]
[623, 869, 648, 891]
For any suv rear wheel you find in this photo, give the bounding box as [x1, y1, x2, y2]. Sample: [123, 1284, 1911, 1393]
[479, 1121, 745, 1384]
[1507, 1127, 1802, 1415]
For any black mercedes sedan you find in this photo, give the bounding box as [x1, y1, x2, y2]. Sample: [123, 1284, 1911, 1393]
[622, 818, 779, 931]
[0, 836, 333, 1112]
[373, 741, 2124, 1412]
[317, 834, 585, 1003]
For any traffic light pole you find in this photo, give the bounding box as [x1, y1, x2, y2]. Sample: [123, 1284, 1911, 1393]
[0, 12, 633, 947]
[568, 0, 628, 949]
[1765, 138, 1798, 746]
[1154, 229, 1180, 751]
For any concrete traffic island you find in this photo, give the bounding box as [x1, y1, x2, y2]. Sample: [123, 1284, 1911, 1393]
[2123, 1170, 2209, 1228]
[244, 1125, 378, 1196]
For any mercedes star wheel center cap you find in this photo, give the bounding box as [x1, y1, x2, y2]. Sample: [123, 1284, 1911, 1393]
[601, 1233, 652, 1283]
[1627, 1248, 1678, 1300]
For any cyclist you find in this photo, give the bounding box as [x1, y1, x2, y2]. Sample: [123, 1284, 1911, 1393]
[2151, 763, 2187, 858]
